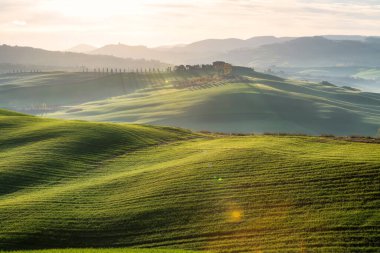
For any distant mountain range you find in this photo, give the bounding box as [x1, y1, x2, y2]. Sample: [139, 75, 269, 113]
[2, 35, 380, 73]
[64, 35, 380, 68]
[223, 36, 380, 67]
[84, 36, 293, 64]
[0, 45, 168, 72]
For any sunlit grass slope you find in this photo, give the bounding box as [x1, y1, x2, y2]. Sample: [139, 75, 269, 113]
[0, 109, 379, 252]
[0, 249, 198, 253]
[0, 71, 213, 111]
[0, 109, 195, 195]
[47, 71, 380, 136]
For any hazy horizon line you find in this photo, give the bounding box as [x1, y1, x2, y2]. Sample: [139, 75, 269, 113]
[3, 33, 380, 52]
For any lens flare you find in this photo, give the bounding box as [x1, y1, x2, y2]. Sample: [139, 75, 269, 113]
[230, 209, 243, 222]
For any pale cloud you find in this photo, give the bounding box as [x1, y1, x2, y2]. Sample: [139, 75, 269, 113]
[0, 0, 379, 50]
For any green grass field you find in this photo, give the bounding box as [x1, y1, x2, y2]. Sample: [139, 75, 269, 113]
[0, 109, 379, 252]
[0, 71, 215, 110]
[1, 69, 380, 136]
[47, 72, 380, 136]
[0, 249, 199, 253]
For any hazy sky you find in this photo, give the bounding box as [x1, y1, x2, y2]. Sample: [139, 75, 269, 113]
[1, 0, 380, 50]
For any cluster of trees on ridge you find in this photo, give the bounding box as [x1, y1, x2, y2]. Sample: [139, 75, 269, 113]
[174, 61, 234, 75]
[2, 61, 240, 76]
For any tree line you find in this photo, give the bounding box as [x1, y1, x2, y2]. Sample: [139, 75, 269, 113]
[2, 61, 236, 75]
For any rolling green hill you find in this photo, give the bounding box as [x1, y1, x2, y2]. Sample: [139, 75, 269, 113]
[0, 250, 198, 253]
[45, 69, 380, 136]
[1, 67, 380, 136]
[0, 72, 170, 112]
[0, 109, 379, 252]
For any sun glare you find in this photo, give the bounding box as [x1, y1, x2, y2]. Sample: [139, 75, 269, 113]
[230, 210, 243, 222]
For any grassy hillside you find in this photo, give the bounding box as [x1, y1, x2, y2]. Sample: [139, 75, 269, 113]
[0, 72, 175, 112]
[1, 68, 380, 135]
[0, 249, 198, 253]
[0, 71, 222, 113]
[46, 70, 380, 136]
[0, 110, 379, 252]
